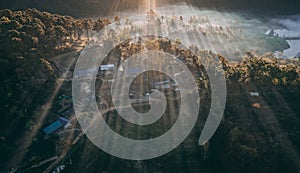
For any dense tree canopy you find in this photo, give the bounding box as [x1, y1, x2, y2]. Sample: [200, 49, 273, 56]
[0, 9, 111, 168]
[0, 8, 300, 173]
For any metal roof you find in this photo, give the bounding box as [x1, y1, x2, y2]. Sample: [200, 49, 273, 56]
[42, 117, 70, 135]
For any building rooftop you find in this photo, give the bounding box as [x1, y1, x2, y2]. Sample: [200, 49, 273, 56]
[42, 117, 70, 135]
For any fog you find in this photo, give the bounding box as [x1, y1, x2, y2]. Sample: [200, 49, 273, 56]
[106, 3, 295, 60]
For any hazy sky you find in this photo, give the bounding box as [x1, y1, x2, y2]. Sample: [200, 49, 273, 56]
[1, 0, 300, 17]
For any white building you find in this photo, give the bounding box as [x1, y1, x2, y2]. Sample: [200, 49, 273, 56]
[100, 64, 115, 71]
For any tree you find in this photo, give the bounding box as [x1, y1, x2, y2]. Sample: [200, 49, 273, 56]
[73, 19, 83, 40]
[82, 18, 93, 41]
[93, 18, 104, 33]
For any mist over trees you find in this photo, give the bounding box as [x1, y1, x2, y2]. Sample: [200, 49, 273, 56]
[0, 8, 300, 173]
[0, 8, 111, 80]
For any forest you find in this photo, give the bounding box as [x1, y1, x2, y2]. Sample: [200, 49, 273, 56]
[1, 8, 300, 173]
[0, 9, 111, 169]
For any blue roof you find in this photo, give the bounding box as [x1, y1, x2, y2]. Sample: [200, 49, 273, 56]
[43, 117, 70, 135]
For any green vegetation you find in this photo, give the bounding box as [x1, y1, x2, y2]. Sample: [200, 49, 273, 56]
[0, 8, 300, 173]
[0, 9, 110, 170]
[96, 36, 300, 173]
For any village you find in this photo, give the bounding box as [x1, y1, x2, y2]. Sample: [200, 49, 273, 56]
[5, 8, 300, 173]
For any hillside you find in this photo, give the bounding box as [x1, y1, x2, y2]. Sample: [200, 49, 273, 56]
[0, 8, 300, 173]
[0, 9, 110, 170]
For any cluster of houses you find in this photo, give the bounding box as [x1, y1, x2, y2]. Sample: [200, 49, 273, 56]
[128, 71, 182, 104]
[73, 64, 115, 78]
[43, 62, 118, 136]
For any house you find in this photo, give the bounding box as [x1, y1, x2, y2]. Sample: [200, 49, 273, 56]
[154, 80, 170, 86]
[61, 106, 75, 118]
[250, 92, 260, 97]
[42, 117, 70, 135]
[100, 64, 115, 71]
[57, 95, 72, 114]
[153, 80, 172, 89]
